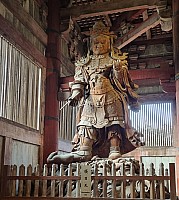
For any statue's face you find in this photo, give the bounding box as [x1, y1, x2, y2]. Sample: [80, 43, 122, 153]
[92, 35, 110, 55]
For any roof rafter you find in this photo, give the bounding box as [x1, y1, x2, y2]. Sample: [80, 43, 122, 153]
[60, 0, 159, 20]
[115, 12, 160, 49]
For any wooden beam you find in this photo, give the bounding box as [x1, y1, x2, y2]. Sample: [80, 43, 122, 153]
[129, 67, 175, 80]
[59, 67, 174, 83]
[1, 0, 47, 46]
[160, 81, 176, 93]
[59, 67, 175, 91]
[115, 13, 160, 49]
[135, 78, 160, 86]
[128, 33, 172, 45]
[60, 0, 158, 20]
[0, 15, 47, 67]
[142, 10, 151, 39]
[0, 119, 42, 145]
[139, 92, 176, 102]
[129, 55, 173, 65]
[111, 9, 147, 33]
[3, 137, 12, 165]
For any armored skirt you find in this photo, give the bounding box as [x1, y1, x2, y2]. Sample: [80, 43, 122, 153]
[75, 82, 142, 157]
[73, 56, 143, 157]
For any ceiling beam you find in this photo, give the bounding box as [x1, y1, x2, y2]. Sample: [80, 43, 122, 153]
[60, 0, 158, 20]
[59, 66, 175, 91]
[128, 33, 172, 45]
[115, 12, 160, 49]
[139, 93, 175, 102]
[129, 66, 174, 81]
[142, 10, 151, 39]
[111, 9, 146, 33]
[1, 0, 47, 46]
[129, 56, 173, 65]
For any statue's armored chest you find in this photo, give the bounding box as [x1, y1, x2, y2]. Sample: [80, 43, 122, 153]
[85, 55, 113, 74]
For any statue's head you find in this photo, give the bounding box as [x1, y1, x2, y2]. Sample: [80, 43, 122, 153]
[90, 21, 116, 55]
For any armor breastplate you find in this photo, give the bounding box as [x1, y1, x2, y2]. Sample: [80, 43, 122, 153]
[78, 55, 123, 128]
[86, 55, 113, 74]
[86, 55, 113, 95]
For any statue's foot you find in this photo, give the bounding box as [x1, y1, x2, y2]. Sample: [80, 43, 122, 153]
[108, 151, 121, 160]
[72, 150, 92, 163]
[48, 150, 92, 165]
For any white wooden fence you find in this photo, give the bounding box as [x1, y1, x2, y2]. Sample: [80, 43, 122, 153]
[0, 162, 176, 200]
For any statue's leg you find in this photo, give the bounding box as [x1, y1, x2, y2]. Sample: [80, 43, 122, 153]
[71, 126, 96, 162]
[107, 125, 122, 160]
[47, 126, 96, 164]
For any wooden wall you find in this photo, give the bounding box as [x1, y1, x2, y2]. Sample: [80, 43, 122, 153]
[0, 0, 47, 171]
[0, 0, 76, 170]
[0, 136, 3, 173]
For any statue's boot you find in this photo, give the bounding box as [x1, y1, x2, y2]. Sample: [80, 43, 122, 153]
[53, 137, 94, 165]
[108, 135, 121, 160]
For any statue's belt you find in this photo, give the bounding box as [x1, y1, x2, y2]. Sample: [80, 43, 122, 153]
[90, 85, 113, 94]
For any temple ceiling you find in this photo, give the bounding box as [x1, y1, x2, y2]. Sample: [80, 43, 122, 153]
[57, 0, 174, 102]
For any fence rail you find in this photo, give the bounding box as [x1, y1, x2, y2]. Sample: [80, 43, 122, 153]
[0, 162, 176, 200]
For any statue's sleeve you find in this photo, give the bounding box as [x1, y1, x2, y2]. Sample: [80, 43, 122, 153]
[70, 63, 87, 100]
[112, 59, 140, 111]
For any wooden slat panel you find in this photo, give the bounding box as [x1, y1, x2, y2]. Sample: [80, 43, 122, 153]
[0, 35, 42, 130]
[130, 102, 173, 147]
[18, 165, 25, 197]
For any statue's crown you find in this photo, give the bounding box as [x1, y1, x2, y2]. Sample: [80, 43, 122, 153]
[90, 21, 111, 37]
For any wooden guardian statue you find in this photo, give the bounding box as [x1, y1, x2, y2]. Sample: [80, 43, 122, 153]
[47, 21, 144, 165]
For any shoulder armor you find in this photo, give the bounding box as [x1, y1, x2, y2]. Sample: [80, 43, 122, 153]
[119, 53, 128, 61]
[75, 55, 91, 67]
[111, 47, 128, 61]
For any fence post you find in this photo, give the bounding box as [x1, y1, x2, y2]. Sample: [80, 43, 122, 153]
[159, 163, 165, 199]
[0, 165, 10, 197]
[34, 164, 40, 197]
[42, 164, 48, 197]
[18, 164, 25, 197]
[59, 164, 64, 197]
[140, 163, 145, 198]
[92, 163, 98, 197]
[76, 163, 80, 198]
[111, 163, 116, 198]
[67, 163, 72, 197]
[149, 163, 155, 199]
[103, 162, 107, 197]
[169, 163, 176, 200]
[51, 164, 56, 197]
[130, 162, 135, 198]
[11, 165, 17, 196]
[121, 163, 126, 198]
[26, 164, 32, 197]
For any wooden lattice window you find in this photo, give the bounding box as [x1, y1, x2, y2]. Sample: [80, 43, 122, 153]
[130, 102, 173, 147]
[0, 35, 42, 130]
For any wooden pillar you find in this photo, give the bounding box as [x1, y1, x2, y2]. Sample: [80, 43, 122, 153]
[173, 0, 179, 195]
[43, 0, 61, 162]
